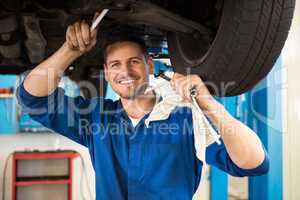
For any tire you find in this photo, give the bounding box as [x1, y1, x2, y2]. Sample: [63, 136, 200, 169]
[167, 0, 295, 96]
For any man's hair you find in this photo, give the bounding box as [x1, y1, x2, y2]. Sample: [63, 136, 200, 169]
[103, 32, 148, 62]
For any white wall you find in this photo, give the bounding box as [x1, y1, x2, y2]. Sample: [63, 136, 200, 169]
[193, 165, 210, 200]
[282, 1, 300, 200]
[0, 133, 95, 200]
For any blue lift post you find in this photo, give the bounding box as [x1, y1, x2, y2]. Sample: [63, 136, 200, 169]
[210, 57, 283, 200]
[0, 75, 18, 134]
[247, 57, 283, 200]
[210, 96, 237, 200]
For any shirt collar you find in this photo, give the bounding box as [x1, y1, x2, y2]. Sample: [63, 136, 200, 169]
[116, 99, 151, 124]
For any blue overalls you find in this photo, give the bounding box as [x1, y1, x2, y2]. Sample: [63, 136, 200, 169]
[17, 83, 269, 200]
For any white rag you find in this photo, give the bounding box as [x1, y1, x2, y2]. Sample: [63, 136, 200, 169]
[145, 72, 221, 163]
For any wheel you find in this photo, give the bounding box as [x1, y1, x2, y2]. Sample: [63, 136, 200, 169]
[167, 0, 295, 96]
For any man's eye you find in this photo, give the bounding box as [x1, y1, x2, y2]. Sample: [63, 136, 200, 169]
[111, 63, 119, 68]
[132, 60, 140, 64]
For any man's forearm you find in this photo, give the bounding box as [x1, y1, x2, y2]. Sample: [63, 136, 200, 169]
[199, 98, 266, 169]
[24, 43, 80, 97]
[170, 73, 266, 169]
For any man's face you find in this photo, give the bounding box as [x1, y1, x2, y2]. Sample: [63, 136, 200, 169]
[104, 41, 154, 99]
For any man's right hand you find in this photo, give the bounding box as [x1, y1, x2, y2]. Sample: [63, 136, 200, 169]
[23, 12, 101, 97]
[65, 12, 100, 58]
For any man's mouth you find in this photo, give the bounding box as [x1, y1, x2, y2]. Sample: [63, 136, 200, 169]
[118, 79, 136, 86]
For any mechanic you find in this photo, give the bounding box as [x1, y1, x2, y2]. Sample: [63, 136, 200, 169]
[17, 17, 269, 199]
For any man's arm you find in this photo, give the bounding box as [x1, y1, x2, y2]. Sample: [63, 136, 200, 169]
[24, 18, 98, 97]
[171, 73, 266, 170]
[198, 97, 265, 169]
[17, 16, 100, 146]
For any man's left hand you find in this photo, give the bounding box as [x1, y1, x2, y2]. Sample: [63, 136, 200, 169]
[170, 73, 214, 107]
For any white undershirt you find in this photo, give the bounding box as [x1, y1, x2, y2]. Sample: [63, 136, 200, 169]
[128, 116, 142, 128]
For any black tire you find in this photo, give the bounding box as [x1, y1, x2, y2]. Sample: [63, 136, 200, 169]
[167, 0, 295, 96]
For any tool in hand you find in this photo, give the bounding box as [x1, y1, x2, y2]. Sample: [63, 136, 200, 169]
[148, 71, 221, 145]
[90, 9, 110, 31]
[157, 71, 198, 97]
[145, 71, 198, 96]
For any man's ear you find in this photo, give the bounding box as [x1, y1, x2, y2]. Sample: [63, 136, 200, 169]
[147, 57, 155, 74]
[103, 64, 108, 81]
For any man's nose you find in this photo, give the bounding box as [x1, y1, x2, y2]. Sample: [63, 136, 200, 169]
[121, 62, 133, 75]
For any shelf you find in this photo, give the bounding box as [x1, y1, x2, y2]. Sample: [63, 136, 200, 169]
[14, 151, 79, 160]
[0, 94, 14, 98]
[15, 179, 70, 186]
[12, 151, 77, 200]
[16, 175, 70, 182]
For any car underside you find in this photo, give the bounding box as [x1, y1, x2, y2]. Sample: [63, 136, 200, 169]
[0, 0, 218, 70]
[0, 0, 295, 97]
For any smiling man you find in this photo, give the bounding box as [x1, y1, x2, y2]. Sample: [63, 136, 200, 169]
[17, 18, 269, 200]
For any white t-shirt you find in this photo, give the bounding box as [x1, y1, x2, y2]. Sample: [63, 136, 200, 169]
[128, 116, 141, 128]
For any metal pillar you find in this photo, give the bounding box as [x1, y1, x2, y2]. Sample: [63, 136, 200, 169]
[210, 96, 238, 200]
[248, 57, 283, 200]
[210, 57, 283, 200]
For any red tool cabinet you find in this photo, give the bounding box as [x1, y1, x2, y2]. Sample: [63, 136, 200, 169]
[11, 151, 79, 200]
